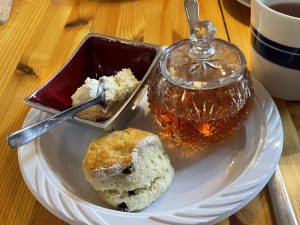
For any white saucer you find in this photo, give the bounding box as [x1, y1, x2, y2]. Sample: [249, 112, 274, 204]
[18, 79, 283, 225]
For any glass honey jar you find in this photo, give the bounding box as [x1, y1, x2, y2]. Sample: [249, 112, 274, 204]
[148, 3, 253, 144]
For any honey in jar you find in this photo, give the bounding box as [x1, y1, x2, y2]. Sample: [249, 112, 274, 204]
[148, 7, 253, 144]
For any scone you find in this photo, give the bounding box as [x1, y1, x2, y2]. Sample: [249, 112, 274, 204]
[82, 128, 174, 212]
[71, 68, 139, 121]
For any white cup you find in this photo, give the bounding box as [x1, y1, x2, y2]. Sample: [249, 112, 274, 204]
[250, 0, 300, 100]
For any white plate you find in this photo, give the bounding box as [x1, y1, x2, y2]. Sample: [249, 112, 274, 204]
[236, 0, 251, 7]
[18, 79, 283, 225]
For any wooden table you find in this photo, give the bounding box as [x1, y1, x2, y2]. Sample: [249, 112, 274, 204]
[1, 0, 299, 224]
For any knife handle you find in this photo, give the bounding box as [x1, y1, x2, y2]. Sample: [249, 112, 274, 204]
[268, 167, 299, 225]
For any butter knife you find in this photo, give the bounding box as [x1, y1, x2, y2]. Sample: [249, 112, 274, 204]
[0, 0, 13, 24]
[268, 166, 299, 225]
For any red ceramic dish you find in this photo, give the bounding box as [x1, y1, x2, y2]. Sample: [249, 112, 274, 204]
[24, 33, 161, 129]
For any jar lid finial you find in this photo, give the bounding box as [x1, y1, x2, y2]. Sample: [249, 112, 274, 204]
[184, 0, 216, 58]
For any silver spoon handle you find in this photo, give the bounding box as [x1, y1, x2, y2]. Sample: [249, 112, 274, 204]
[184, 0, 199, 34]
[7, 98, 100, 148]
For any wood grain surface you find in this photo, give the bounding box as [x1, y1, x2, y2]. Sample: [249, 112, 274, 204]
[0, 0, 299, 224]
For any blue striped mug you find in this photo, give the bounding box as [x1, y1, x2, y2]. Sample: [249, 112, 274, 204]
[251, 0, 300, 100]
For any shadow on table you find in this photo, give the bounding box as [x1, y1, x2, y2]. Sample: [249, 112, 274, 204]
[221, 0, 251, 26]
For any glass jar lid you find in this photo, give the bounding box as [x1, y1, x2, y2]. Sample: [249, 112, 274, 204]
[160, 1, 246, 90]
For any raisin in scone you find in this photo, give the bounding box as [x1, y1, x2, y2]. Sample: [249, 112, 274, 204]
[82, 128, 174, 212]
